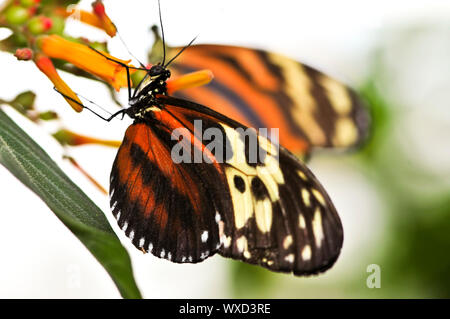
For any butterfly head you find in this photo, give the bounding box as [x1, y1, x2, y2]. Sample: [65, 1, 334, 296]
[149, 64, 171, 81]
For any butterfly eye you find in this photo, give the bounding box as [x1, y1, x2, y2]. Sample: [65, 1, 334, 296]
[149, 65, 164, 76]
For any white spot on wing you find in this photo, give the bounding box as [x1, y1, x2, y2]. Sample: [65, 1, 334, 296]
[255, 197, 272, 233]
[121, 221, 128, 232]
[283, 235, 293, 249]
[222, 236, 232, 248]
[301, 188, 311, 207]
[225, 167, 253, 229]
[160, 249, 165, 258]
[312, 208, 324, 248]
[138, 237, 145, 248]
[333, 117, 358, 147]
[297, 170, 307, 181]
[200, 251, 209, 259]
[311, 188, 326, 206]
[302, 245, 312, 260]
[285, 254, 294, 263]
[129, 230, 135, 241]
[218, 221, 225, 238]
[201, 230, 209, 243]
[236, 236, 247, 253]
[299, 214, 306, 229]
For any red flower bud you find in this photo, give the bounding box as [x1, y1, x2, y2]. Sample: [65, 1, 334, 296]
[14, 48, 33, 60]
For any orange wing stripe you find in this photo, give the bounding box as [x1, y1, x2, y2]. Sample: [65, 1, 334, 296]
[173, 54, 309, 154]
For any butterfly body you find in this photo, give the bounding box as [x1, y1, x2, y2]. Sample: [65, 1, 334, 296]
[126, 64, 171, 119]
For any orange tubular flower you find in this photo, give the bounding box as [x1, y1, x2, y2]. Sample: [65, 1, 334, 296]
[92, 0, 117, 37]
[166, 70, 214, 94]
[34, 54, 83, 112]
[38, 35, 133, 91]
[55, 5, 117, 37]
[56, 7, 104, 29]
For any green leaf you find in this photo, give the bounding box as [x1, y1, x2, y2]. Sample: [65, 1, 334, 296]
[0, 109, 142, 299]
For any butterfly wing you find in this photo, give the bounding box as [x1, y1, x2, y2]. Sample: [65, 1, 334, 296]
[165, 44, 370, 155]
[128, 95, 343, 275]
[109, 118, 233, 263]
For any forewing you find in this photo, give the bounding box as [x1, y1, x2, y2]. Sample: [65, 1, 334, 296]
[109, 120, 231, 263]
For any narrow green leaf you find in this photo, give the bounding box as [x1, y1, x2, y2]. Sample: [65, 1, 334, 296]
[0, 109, 142, 299]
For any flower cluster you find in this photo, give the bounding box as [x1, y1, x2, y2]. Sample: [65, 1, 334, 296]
[0, 0, 126, 112]
[0, 0, 213, 114]
[0, 1, 213, 192]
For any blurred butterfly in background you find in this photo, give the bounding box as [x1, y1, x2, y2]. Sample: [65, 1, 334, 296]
[149, 25, 370, 158]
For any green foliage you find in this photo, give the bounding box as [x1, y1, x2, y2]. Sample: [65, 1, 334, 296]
[0, 109, 142, 299]
[355, 65, 450, 297]
[229, 260, 276, 298]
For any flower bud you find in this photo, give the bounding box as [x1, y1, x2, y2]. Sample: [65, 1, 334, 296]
[14, 48, 34, 61]
[5, 6, 30, 25]
[28, 16, 53, 35]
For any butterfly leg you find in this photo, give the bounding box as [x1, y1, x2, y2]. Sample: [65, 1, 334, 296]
[88, 46, 148, 101]
[53, 87, 125, 122]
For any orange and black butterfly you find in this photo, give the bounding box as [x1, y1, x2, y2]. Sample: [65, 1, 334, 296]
[57, 15, 371, 275]
[78, 45, 344, 275]
[149, 26, 370, 157]
[108, 93, 343, 275]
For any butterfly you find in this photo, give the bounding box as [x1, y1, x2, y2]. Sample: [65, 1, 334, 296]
[57, 9, 353, 276]
[149, 26, 370, 157]
[87, 52, 344, 276]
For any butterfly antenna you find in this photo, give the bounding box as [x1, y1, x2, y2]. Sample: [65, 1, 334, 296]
[164, 35, 197, 68]
[116, 30, 146, 68]
[158, 0, 166, 65]
[75, 92, 113, 116]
